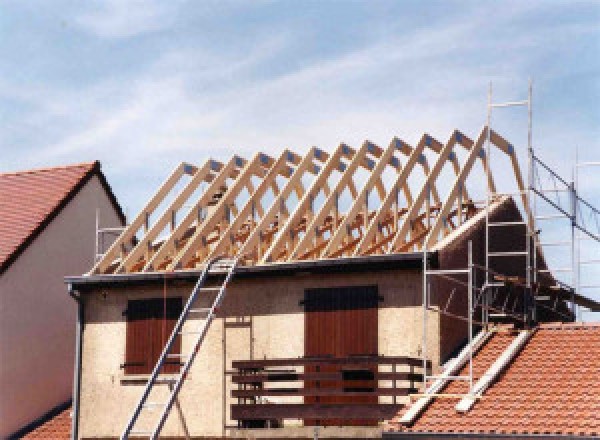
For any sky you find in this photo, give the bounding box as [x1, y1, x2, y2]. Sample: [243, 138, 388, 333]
[1, 1, 599, 308]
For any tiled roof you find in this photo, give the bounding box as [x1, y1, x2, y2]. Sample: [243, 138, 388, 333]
[0, 161, 125, 274]
[386, 323, 600, 437]
[21, 405, 71, 439]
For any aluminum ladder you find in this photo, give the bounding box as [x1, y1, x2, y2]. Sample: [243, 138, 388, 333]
[120, 256, 238, 439]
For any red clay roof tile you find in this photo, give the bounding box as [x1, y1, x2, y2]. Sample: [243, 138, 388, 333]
[0, 161, 123, 274]
[386, 323, 600, 437]
[22, 406, 71, 439]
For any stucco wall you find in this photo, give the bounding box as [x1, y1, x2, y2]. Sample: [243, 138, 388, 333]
[0, 175, 123, 438]
[78, 268, 441, 438]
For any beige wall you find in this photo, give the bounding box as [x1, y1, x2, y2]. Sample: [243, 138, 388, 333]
[78, 269, 442, 439]
[0, 175, 123, 438]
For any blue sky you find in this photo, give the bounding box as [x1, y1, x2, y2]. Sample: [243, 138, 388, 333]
[1, 1, 599, 305]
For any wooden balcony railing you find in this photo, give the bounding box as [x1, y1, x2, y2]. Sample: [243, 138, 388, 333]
[230, 355, 431, 427]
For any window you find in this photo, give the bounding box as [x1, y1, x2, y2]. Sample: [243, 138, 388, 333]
[123, 298, 183, 375]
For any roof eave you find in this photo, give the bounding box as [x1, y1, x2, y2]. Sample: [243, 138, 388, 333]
[66, 251, 436, 291]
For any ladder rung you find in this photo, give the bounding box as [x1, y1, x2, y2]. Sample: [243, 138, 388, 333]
[489, 313, 508, 317]
[491, 100, 528, 108]
[200, 287, 221, 291]
[425, 269, 470, 275]
[167, 354, 188, 358]
[483, 282, 505, 288]
[536, 214, 568, 220]
[488, 251, 528, 257]
[189, 308, 211, 313]
[538, 241, 571, 247]
[143, 402, 166, 408]
[155, 378, 177, 384]
[488, 221, 527, 226]
[535, 296, 552, 301]
[538, 268, 572, 273]
[130, 430, 153, 435]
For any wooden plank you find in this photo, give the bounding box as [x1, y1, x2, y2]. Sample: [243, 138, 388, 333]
[169, 153, 274, 270]
[143, 156, 243, 271]
[424, 128, 491, 248]
[235, 148, 322, 263]
[232, 388, 415, 398]
[354, 135, 436, 256]
[260, 143, 353, 263]
[90, 162, 205, 274]
[389, 130, 474, 253]
[116, 161, 216, 273]
[231, 356, 429, 369]
[322, 142, 399, 258]
[230, 403, 402, 421]
[288, 141, 372, 261]
[206, 150, 298, 261]
[231, 371, 423, 383]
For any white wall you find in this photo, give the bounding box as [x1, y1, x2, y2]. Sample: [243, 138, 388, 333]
[0, 175, 123, 438]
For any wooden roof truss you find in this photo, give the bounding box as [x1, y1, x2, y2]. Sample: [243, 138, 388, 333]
[91, 127, 529, 274]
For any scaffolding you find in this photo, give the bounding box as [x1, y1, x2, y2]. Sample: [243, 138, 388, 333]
[95, 208, 127, 262]
[419, 80, 600, 402]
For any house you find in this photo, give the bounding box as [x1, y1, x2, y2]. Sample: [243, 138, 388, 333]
[384, 322, 600, 438]
[64, 127, 598, 439]
[0, 162, 125, 438]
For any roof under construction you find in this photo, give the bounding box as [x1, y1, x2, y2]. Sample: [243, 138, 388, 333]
[91, 126, 529, 275]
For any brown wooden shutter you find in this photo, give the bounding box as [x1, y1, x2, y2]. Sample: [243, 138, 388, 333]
[304, 285, 378, 426]
[125, 298, 183, 375]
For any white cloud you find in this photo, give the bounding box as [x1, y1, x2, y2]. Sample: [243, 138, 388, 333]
[74, 0, 178, 38]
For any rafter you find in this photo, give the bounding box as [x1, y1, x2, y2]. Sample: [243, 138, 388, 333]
[287, 141, 377, 261]
[236, 147, 325, 263]
[389, 130, 475, 253]
[143, 156, 245, 271]
[91, 126, 536, 274]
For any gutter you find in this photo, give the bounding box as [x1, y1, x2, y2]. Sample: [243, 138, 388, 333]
[65, 252, 436, 291]
[383, 432, 599, 439]
[68, 284, 83, 440]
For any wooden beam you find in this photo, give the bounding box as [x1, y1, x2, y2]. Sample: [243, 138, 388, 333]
[322, 141, 398, 258]
[287, 141, 373, 261]
[354, 135, 439, 256]
[260, 143, 353, 263]
[143, 156, 244, 271]
[206, 151, 297, 261]
[389, 130, 474, 253]
[169, 153, 274, 270]
[425, 128, 495, 248]
[90, 161, 209, 274]
[115, 161, 220, 273]
[235, 148, 322, 263]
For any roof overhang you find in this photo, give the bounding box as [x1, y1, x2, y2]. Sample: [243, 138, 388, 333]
[66, 251, 436, 291]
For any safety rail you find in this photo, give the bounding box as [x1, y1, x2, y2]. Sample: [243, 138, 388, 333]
[230, 355, 430, 426]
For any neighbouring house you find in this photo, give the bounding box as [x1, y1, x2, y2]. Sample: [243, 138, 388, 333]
[384, 322, 600, 438]
[0, 162, 125, 439]
[64, 128, 598, 439]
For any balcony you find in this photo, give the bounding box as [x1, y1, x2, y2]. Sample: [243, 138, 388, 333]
[230, 355, 431, 427]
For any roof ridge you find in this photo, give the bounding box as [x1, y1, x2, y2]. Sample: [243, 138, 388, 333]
[538, 321, 600, 329]
[0, 161, 98, 177]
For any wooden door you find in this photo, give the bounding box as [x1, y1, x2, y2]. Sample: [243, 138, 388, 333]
[304, 285, 378, 426]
